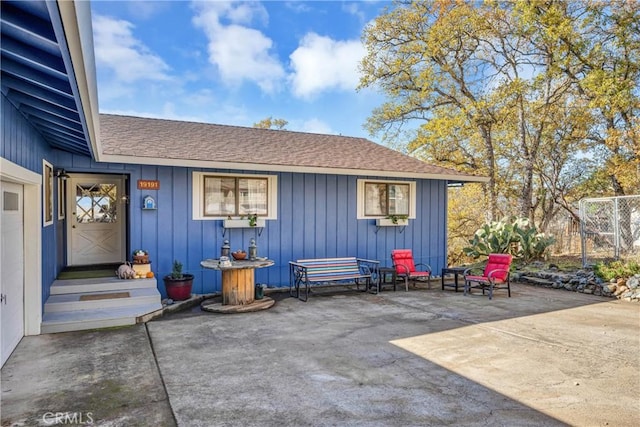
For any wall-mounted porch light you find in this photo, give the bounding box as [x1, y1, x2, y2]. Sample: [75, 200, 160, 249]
[54, 168, 70, 180]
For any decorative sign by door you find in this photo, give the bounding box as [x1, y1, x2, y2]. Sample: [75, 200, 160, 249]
[137, 180, 160, 190]
[143, 195, 156, 210]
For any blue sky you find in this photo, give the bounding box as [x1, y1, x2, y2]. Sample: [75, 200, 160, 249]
[90, 1, 391, 141]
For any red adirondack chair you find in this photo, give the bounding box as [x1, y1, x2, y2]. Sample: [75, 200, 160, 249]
[463, 253, 513, 300]
[391, 249, 432, 291]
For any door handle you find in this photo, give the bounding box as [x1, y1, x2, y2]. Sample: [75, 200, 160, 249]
[1, 294, 6, 304]
[72, 225, 76, 228]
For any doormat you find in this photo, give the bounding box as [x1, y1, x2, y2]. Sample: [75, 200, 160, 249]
[79, 292, 130, 301]
[63, 263, 122, 272]
[58, 263, 122, 280]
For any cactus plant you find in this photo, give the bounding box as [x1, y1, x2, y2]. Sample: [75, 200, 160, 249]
[464, 216, 555, 262]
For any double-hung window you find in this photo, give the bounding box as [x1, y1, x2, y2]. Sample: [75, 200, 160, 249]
[193, 172, 277, 220]
[357, 179, 416, 219]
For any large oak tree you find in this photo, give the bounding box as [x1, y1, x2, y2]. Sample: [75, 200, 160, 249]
[360, 0, 639, 234]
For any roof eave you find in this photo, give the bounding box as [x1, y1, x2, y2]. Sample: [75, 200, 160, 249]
[55, 0, 101, 160]
[98, 153, 490, 182]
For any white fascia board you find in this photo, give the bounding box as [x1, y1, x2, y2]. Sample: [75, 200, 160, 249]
[56, 0, 102, 161]
[99, 154, 490, 183]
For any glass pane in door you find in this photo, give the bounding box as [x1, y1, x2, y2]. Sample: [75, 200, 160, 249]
[75, 183, 118, 223]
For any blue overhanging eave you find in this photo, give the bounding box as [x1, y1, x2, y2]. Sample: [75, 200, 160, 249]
[1, 0, 95, 158]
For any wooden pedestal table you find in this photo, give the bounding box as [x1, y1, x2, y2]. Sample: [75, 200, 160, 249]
[200, 258, 275, 313]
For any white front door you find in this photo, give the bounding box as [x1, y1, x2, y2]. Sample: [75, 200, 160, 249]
[67, 174, 126, 266]
[1, 180, 25, 366]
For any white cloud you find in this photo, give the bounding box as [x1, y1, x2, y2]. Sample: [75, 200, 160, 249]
[192, 2, 284, 93]
[92, 14, 172, 83]
[126, 1, 170, 20]
[289, 33, 365, 99]
[185, 88, 217, 108]
[342, 3, 366, 23]
[94, 81, 132, 103]
[299, 118, 334, 134]
[225, 2, 268, 26]
[284, 1, 313, 14]
[193, 1, 268, 26]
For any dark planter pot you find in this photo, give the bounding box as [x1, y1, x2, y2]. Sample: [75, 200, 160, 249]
[163, 274, 194, 301]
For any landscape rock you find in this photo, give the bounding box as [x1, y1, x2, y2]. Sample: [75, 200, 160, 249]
[614, 285, 629, 296]
[514, 265, 639, 303]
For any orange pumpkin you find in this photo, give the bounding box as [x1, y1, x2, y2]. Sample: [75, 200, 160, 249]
[146, 271, 155, 278]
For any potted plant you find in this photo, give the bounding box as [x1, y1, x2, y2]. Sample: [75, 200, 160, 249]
[387, 214, 409, 224]
[223, 214, 265, 229]
[248, 213, 258, 227]
[132, 249, 149, 264]
[163, 260, 193, 301]
[376, 215, 409, 227]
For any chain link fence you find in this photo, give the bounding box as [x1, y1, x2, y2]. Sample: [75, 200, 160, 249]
[547, 211, 581, 256]
[579, 195, 640, 266]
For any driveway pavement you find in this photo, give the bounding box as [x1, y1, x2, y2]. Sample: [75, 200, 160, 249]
[2, 283, 639, 426]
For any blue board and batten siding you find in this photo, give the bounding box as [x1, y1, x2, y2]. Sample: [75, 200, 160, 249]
[3, 90, 448, 304]
[1, 96, 62, 306]
[57, 151, 449, 298]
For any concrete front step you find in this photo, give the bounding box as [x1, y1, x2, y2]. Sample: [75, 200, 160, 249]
[51, 277, 157, 295]
[44, 287, 160, 313]
[43, 277, 164, 333]
[41, 302, 163, 334]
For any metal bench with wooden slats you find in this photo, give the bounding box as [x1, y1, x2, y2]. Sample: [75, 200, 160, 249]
[289, 257, 380, 301]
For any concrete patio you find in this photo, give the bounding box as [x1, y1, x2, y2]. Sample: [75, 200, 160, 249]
[2, 283, 639, 426]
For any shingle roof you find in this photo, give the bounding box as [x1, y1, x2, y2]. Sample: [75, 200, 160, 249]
[98, 114, 486, 181]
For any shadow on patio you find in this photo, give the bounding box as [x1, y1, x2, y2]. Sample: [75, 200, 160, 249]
[2, 282, 638, 426]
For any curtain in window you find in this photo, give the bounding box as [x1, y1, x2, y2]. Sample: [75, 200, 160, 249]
[389, 184, 409, 215]
[364, 182, 410, 216]
[364, 183, 386, 216]
[204, 176, 267, 216]
[204, 177, 235, 216]
[239, 178, 267, 215]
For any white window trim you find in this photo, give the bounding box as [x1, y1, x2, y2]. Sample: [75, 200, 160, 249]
[42, 159, 53, 227]
[57, 178, 66, 220]
[357, 178, 416, 220]
[192, 172, 278, 220]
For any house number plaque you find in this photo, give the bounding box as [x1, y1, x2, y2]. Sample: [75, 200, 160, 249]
[137, 180, 160, 190]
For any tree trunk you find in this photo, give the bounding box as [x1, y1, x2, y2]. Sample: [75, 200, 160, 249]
[617, 198, 634, 253]
[517, 96, 534, 220]
[479, 124, 498, 221]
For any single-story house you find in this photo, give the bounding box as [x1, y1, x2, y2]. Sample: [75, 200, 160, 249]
[0, 1, 486, 365]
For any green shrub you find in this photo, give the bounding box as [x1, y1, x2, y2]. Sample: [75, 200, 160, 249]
[593, 260, 640, 281]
